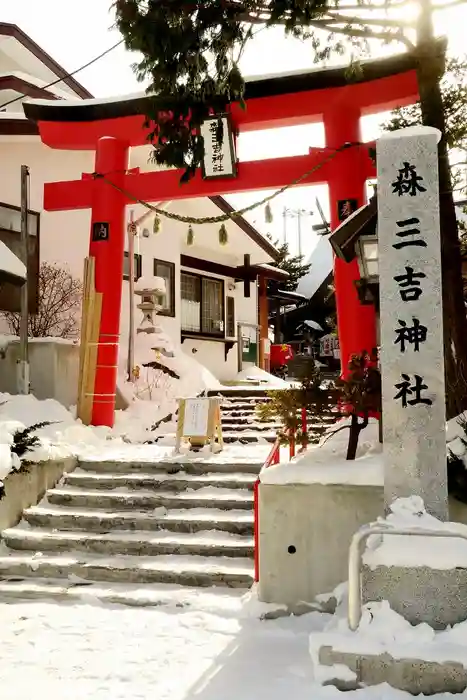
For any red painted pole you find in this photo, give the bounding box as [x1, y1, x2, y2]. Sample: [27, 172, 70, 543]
[324, 109, 377, 378]
[301, 406, 308, 449]
[289, 430, 296, 460]
[89, 136, 129, 427]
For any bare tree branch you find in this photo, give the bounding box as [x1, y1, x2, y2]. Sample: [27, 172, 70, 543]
[325, 10, 417, 26]
[1, 262, 82, 339]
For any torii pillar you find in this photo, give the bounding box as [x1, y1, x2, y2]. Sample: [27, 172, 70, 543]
[324, 107, 377, 374]
[88, 137, 128, 426]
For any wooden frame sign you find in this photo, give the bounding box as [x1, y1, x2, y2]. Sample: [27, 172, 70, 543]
[175, 397, 223, 453]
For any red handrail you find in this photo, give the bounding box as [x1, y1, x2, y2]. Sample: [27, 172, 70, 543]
[254, 437, 280, 582]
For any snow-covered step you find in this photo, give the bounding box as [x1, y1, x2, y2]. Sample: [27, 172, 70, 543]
[0, 552, 254, 588]
[220, 432, 276, 444]
[221, 402, 270, 411]
[221, 421, 280, 432]
[77, 459, 263, 475]
[24, 505, 254, 535]
[221, 416, 276, 425]
[0, 579, 249, 609]
[46, 487, 254, 511]
[4, 527, 254, 558]
[64, 470, 257, 492]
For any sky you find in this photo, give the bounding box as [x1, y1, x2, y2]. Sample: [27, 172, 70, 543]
[2, 0, 467, 259]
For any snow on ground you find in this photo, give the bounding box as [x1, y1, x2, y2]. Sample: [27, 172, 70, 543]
[310, 596, 467, 679]
[234, 365, 289, 388]
[0, 591, 465, 700]
[0, 591, 327, 700]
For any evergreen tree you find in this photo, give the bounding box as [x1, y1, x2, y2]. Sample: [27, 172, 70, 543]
[267, 240, 311, 293]
[256, 357, 339, 445]
[113, 0, 467, 418]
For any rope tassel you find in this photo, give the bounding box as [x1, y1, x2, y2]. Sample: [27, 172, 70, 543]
[187, 225, 194, 246]
[219, 223, 228, 245]
[153, 215, 161, 233]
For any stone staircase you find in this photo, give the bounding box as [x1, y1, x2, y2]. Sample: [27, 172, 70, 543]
[209, 389, 337, 444]
[0, 389, 336, 603]
[0, 457, 261, 601]
[212, 390, 279, 444]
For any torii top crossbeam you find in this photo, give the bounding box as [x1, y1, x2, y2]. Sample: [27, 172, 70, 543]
[24, 51, 419, 428]
[25, 51, 418, 149]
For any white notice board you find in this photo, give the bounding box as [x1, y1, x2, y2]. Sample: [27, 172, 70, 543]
[183, 398, 210, 437]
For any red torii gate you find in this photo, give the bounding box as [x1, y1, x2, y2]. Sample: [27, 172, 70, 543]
[24, 52, 419, 427]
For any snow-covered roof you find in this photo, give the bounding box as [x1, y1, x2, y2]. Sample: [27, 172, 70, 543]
[0, 71, 75, 100]
[0, 23, 92, 99]
[296, 234, 334, 300]
[0, 241, 26, 284]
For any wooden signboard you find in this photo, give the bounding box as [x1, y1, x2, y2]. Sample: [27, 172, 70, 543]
[175, 397, 223, 453]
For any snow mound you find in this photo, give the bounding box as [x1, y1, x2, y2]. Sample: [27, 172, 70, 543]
[235, 365, 289, 388]
[115, 326, 220, 442]
[0, 392, 109, 482]
[363, 496, 467, 570]
[261, 417, 382, 485]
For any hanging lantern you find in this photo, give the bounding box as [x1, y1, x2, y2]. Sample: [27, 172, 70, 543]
[187, 225, 194, 246]
[153, 215, 161, 234]
[265, 203, 273, 224]
[219, 223, 228, 246]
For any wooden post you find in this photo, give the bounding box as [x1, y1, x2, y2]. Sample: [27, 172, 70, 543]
[258, 275, 269, 370]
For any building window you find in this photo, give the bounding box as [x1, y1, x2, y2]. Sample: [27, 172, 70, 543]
[0, 201, 39, 237]
[181, 272, 224, 337]
[154, 259, 175, 317]
[123, 251, 142, 281]
[226, 296, 236, 338]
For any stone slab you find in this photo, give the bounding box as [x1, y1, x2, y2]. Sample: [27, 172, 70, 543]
[362, 563, 467, 629]
[0, 457, 77, 531]
[318, 645, 467, 695]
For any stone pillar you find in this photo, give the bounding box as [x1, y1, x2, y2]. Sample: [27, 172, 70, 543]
[324, 108, 377, 376]
[377, 126, 447, 520]
[89, 136, 128, 427]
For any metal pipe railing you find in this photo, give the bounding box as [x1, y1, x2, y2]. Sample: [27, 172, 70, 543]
[348, 525, 467, 630]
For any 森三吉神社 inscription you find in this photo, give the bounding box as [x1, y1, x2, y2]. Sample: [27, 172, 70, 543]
[377, 126, 447, 520]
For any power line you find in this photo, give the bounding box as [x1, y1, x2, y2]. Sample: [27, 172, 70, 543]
[0, 39, 124, 111]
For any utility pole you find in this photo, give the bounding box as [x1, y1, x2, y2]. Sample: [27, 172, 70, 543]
[18, 165, 30, 395]
[282, 207, 313, 257]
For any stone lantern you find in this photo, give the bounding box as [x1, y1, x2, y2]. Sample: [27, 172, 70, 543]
[134, 276, 166, 336]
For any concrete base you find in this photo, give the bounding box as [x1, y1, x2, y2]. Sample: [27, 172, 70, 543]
[0, 457, 77, 531]
[363, 564, 467, 629]
[318, 645, 467, 694]
[258, 477, 467, 607]
[258, 482, 384, 605]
